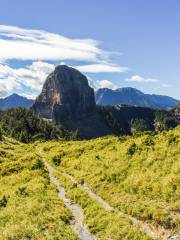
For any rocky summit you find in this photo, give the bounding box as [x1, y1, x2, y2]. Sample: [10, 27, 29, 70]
[33, 65, 95, 119]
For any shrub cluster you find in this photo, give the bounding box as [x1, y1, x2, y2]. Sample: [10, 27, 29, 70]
[0, 108, 74, 142]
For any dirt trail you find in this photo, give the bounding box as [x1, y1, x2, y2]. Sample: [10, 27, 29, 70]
[62, 171, 172, 240]
[63, 172, 113, 211]
[44, 162, 96, 240]
[38, 148, 173, 240]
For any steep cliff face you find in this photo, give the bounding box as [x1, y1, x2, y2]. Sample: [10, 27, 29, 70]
[33, 65, 96, 119]
[33, 65, 111, 138]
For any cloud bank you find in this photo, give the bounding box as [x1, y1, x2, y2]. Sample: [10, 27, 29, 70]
[76, 63, 128, 73]
[0, 61, 53, 98]
[97, 80, 117, 89]
[125, 75, 159, 83]
[0, 25, 130, 97]
[0, 25, 107, 62]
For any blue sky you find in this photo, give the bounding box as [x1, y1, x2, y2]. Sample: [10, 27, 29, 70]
[0, 0, 179, 99]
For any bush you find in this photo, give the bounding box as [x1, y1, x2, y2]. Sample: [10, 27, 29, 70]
[127, 143, 137, 156]
[52, 155, 62, 166]
[142, 136, 154, 146]
[0, 108, 73, 143]
[0, 195, 8, 208]
[16, 185, 28, 197]
[166, 134, 178, 144]
[31, 158, 44, 170]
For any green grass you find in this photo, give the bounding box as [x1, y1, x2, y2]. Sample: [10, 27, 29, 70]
[54, 171, 151, 240]
[0, 138, 77, 240]
[41, 126, 180, 236]
[1, 126, 179, 239]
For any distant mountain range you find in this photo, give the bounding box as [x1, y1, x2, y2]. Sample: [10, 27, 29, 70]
[0, 94, 33, 109]
[95, 87, 180, 109]
[0, 87, 179, 111]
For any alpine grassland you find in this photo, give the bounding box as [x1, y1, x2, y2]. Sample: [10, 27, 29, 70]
[40, 126, 180, 239]
[0, 126, 179, 239]
[0, 137, 77, 240]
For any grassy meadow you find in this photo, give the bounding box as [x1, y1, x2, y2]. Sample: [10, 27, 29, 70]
[40, 126, 180, 238]
[0, 126, 179, 239]
[0, 138, 77, 240]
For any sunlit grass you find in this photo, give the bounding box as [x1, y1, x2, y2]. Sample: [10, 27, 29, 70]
[1, 126, 179, 239]
[41, 126, 180, 234]
[0, 138, 77, 240]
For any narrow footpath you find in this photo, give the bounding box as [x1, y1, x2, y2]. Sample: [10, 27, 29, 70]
[44, 162, 96, 240]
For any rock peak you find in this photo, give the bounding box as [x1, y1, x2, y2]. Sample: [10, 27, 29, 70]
[55, 64, 74, 71]
[33, 65, 95, 120]
[54, 65, 85, 77]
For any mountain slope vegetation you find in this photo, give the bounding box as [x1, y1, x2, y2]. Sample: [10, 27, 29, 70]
[0, 108, 73, 142]
[0, 138, 77, 240]
[0, 126, 179, 239]
[39, 126, 180, 239]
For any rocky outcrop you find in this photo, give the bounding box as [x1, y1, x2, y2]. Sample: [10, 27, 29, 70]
[97, 104, 156, 135]
[33, 65, 111, 138]
[171, 105, 180, 123]
[33, 65, 95, 119]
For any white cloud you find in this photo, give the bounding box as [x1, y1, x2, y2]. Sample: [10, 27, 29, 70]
[0, 61, 55, 97]
[0, 78, 20, 97]
[76, 63, 128, 73]
[0, 25, 108, 62]
[14, 61, 54, 91]
[0, 64, 21, 96]
[98, 80, 117, 89]
[87, 77, 117, 90]
[87, 76, 100, 90]
[18, 92, 36, 100]
[161, 83, 171, 88]
[125, 75, 159, 83]
[0, 76, 20, 97]
[13, 67, 47, 93]
[0, 25, 129, 97]
[28, 61, 54, 73]
[87, 76, 118, 90]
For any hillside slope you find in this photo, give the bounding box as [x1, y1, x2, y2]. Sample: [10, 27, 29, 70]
[0, 138, 153, 240]
[0, 138, 77, 240]
[38, 126, 180, 239]
[0, 108, 72, 142]
[1, 127, 179, 239]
